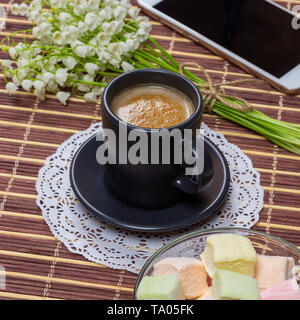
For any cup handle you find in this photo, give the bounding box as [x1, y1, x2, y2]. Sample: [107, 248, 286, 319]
[173, 143, 214, 195]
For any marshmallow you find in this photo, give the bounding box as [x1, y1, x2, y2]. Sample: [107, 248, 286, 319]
[197, 286, 214, 300]
[153, 257, 208, 299]
[255, 255, 295, 289]
[213, 270, 260, 300]
[261, 279, 300, 300]
[137, 274, 185, 300]
[201, 234, 257, 278]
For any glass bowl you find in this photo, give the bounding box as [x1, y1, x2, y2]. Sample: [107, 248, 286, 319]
[134, 227, 300, 299]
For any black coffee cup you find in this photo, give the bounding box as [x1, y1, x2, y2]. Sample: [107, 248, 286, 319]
[101, 68, 211, 209]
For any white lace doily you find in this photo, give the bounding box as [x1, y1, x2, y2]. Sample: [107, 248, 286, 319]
[36, 122, 264, 273]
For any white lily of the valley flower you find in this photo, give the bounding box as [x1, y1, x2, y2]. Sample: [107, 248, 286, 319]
[92, 86, 105, 96]
[84, 91, 97, 102]
[16, 57, 28, 68]
[128, 7, 140, 19]
[34, 79, 46, 100]
[17, 69, 26, 80]
[33, 80, 45, 92]
[120, 0, 131, 9]
[102, 21, 123, 36]
[55, 68, 68, 86]
[96, 32, 111, 45]
[58, 12, 72, 24]
[85, 12, 99, 31]
[1, 60, 12, 68]
[35, 15, 48, 26]
[78, 21, 89, 34]
[11, 4, 20, 15]
[126, 39, 139, 52]
[118, 42, 130, 55]
[52, 31, 66, 45]
[39, 22, 52, 35]
[47, 80, 59, 92]
[107, 42, 120, 55]
[109, 58, 120, 67]
[84, 63, 99, 75]
[32, 26, 41, 39]
[75, 46, 89, 58]
[28, 9, 40, 21]
[99, 7, 112, 20]
[89, 37, 98, 46]
[114, 20, 124, 34]
[121, 61, 134, 72]
[62, 57, 77, 70]
[19, 3, 29, 16]
[62, 27, 80, 44]
[8, 47, 17, 59]
[113, 7, 127, 21]
[6, 82, 18, 94]
[15, 42, 26, 51]
[42, 72, 54, 84]
[136, 15, 150, 23]
[77, 84, 90, 92]
[56, 91, 70, 105]
[89, 0, 100, 9]
[21, 79, 33, 92]
[136, 28, 149, 41]
[83, 74, 94, 82]
[70, 40, 84, 49]
[139, 21, 152, 33]
[97, 50, 111, 63]
[34, 89, 45, 100]
[4, 71, 12, 78]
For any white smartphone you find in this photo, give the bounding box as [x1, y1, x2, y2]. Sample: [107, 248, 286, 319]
[138, 0, 300, 95]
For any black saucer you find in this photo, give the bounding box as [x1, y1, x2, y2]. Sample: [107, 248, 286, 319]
[70, 133, 230, 232]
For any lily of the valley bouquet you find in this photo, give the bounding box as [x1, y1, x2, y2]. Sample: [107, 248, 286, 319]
[3, 0, 151, 104]
[2, 0, 300, 155]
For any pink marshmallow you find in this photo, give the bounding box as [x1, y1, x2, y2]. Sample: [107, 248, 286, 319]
[261, 279, 300, 300]
[255, 255, 295, 289]
[261, 291, 300, 300]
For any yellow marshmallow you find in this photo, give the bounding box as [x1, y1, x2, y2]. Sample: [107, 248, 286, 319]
[201, 234, 257, 278]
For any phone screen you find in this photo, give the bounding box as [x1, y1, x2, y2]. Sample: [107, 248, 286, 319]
[154, 0, 300, 78]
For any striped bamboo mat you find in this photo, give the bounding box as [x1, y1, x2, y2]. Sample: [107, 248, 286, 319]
[0, 0, 299, 300]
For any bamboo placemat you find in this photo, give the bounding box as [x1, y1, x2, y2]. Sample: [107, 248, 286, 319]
[0, 0, 299, 300]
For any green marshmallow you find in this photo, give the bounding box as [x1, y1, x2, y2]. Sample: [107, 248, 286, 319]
[137, 275, 185, 300]
[213, 270, 260, 300]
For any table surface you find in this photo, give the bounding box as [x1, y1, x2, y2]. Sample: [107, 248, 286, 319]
[0, 0, 299, 300]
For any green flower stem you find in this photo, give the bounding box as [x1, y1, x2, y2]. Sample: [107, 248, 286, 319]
[75, 80, 106, 87]
[132, 52, 158, 69]
[148, 36, 179, 69]
[213, 105, 300, 154]
[127, 57, 149, 69]
[215, 103, 300, 140]
[135, 50, 178, 73]
[76, 69, 119, 77]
